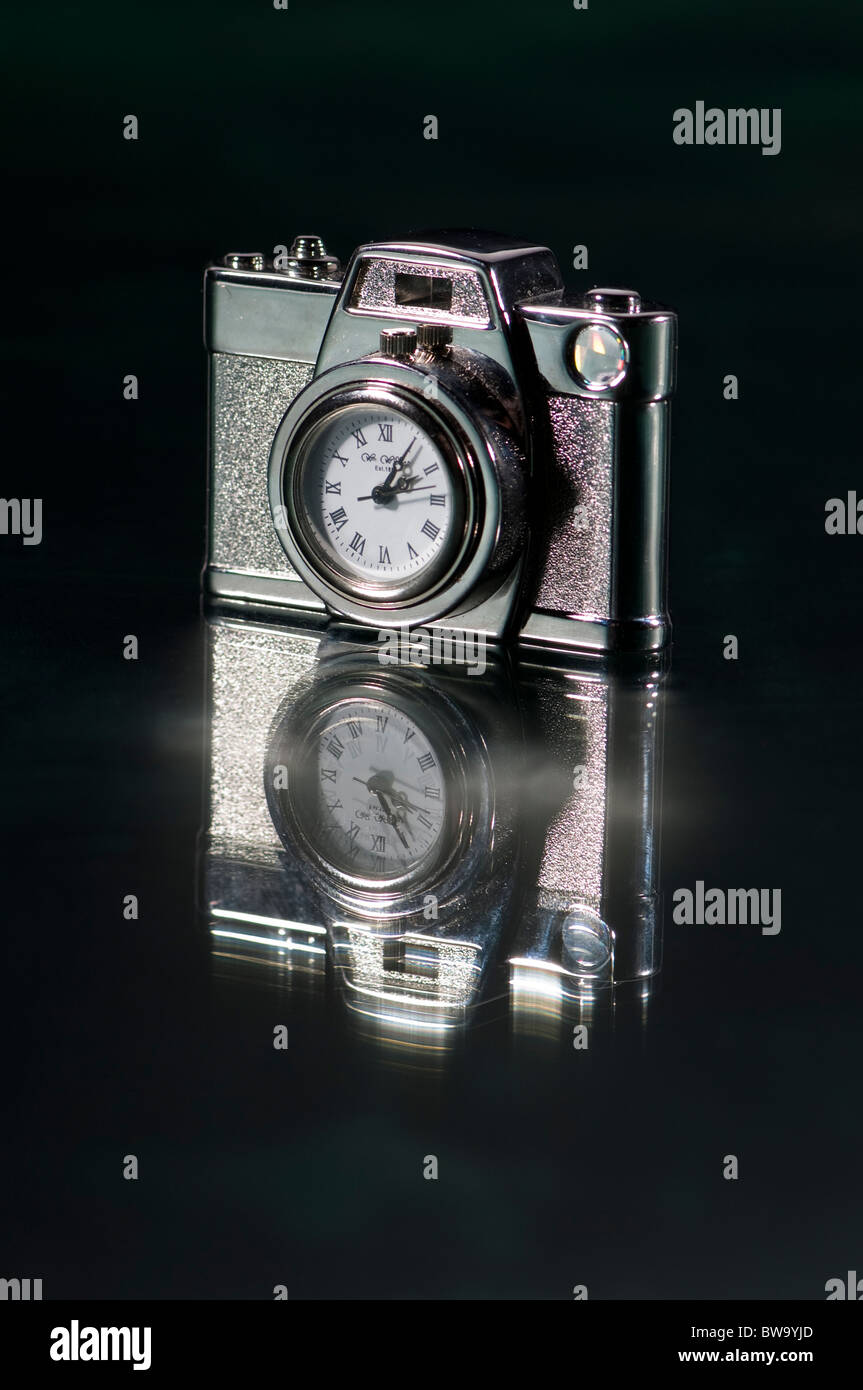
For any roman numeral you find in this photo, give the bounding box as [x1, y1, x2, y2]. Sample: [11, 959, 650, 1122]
[417, 752, 435, 772]
[321, 768, 337, 782]
[325, 798, 343, 812]
[329, 507, 347, 531]
[375, 714, 388, 733]
[407, 542, 418, 559]
[332, 450, 348, 465]
[327, 736, 344, 760]
[424, 785, 440, 799]
[421, 519, 440, 541]
[377, 424, 393, 442]
[430, 494, 446, 507]
[347, 720, 362, 739]
[423, 463, 439, 477]
[349, 532, 366, 555]
[346, 823, 360, 844]
[403, 727, 416, 744]
[371, 833, 386, 852]
[325, 480, 341, 494]
[379, 545, 391, 564]
[418, 812, 434, 830]
[351, 428, 367, 448]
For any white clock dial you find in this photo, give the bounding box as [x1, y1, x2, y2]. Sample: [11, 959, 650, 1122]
[311, 698, 447, 881]
[296, 403, 462, 590]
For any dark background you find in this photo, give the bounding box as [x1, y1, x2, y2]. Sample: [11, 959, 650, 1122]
[1, 0, 861, 1298]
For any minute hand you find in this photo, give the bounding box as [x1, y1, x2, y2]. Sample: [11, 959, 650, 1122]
[356, 485, 435, 501]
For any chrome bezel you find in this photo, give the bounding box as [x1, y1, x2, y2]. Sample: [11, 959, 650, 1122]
[267, 360, 501, 628]
[284, 387, 470, 605]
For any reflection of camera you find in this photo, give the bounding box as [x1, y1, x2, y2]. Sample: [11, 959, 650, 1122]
[205, 231, 677, 655]
[201, 618, 666, 1046]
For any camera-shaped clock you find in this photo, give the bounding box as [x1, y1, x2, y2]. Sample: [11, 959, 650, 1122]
[204, 231, 676, 655]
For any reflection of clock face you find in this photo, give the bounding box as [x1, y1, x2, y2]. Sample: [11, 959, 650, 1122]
[267, 678, 470, 899]
[311, 696, 447, 881]
[280, 389, 471, 605]
[265, 666, 502, 923]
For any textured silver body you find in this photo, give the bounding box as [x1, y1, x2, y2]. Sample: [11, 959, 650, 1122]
[204, 232, 676, 654]
[352, 256, 490, 325]
[536, 396, 614, 619]
[209, 354, 318, 595]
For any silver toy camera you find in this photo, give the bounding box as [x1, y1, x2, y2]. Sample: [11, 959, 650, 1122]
[204, 231, 676, 655]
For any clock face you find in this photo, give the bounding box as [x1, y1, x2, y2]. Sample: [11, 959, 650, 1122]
[295, 695, 450, 884]
[286, 395, 469, 601]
